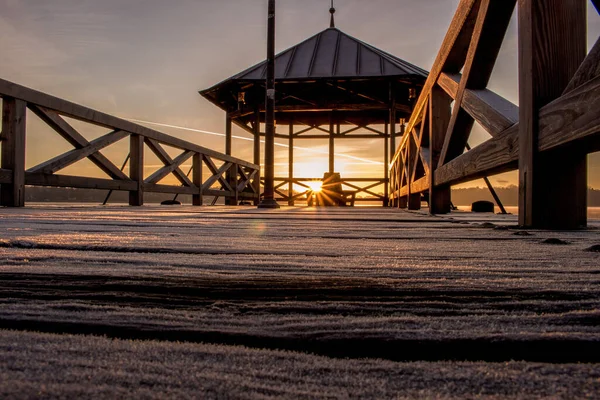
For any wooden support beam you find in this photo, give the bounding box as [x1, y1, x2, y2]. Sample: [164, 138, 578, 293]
[28, 130, 128, 175]
[439, 0, 517, 167]
[329, 113, 334, 174]
[429, 88, 452, 214]
[437, 72, 519, 136]
[25, 173, 137, 191]
[193, 153, 203, 206]
[253, 109, 261, 205]
[1, 98, 26, 207]
[518, 0, 587, 229]
[289, 121, 294, 206]
[144, 138, 194, 187]
[434, 71, 600, 187]
[144, 150, 194, 185]
[28, 105, 129, 181]
[129, 134, 144, 206]
[384, 121, 389, 206]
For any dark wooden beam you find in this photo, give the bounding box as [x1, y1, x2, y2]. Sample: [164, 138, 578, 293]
[193, 153, 203, 206]
[0, 98, 26, 207]
[129, 134, 144, 206]
[429, 87, 452, 214]
[518, 0, 587, 229]
[288, 120, 294, 206]
[28, 130, 128, 175]
[25, 173, 137, 192]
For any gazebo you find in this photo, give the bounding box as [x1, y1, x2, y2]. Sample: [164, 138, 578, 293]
[200, 9, 428, 206]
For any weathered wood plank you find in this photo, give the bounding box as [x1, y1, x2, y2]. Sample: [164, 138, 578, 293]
[28, 106, 130, 181]
[563, 36, 600, 94]
[438, 72, 519, 136]
[0, 78, 257, 169]
[518, 0, 587, 229]
[144, 150, 194, 185]
[25, 173, 137, 191]
[144, 138, 194, 187]
[429, 87, 452, 214]
[1, 98, 26, 207]
[28, 130, 128, 174]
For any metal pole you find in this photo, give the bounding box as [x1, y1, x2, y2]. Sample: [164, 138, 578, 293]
[258, 0, 280, 208]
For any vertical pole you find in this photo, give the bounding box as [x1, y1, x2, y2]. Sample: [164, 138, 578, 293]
[288, 120, 294, 206]
[384, 122, 389, 207]
[193, 153, 203, 206]
[225, 114, 235, 205]
[518, 0, 587, 229]
[328, 113, 335, 174]
[253, 108, 261, 206]
[129, 134, 144, 206]
[429, 88, 452, 214]
[0, 98, 26, 207]
[389, 83, 396, 163]
[225, 113, 232, 156]
[258, 0, 280, 208]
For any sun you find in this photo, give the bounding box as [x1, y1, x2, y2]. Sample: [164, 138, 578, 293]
[307, 181, 323, 192]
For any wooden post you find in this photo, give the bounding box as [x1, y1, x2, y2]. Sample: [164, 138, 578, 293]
[288, 120, 294, 206]
[129, 134, 144, 206]
[518, 0, 587, 229]
[389, 83, 397, 163]
[258, 0, 280, 208]
[225, 115, 237, 206]
[0, 98, 26, 207]
[253, 109, 261, 206]
[384, 122, 389, 206]
[429, 88, 452, 214]
[193, 153, 203, 206]
[329, 113, 335, 174]
[407, 127, 421, 210]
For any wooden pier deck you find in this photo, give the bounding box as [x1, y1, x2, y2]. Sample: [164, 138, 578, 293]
[1, 206, 599, 398]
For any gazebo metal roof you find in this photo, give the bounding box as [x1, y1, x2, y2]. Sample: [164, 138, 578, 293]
[227, 28, 428, 81]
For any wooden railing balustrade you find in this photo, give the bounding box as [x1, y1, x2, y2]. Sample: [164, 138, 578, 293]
[390, 0, 600, 228]
[269, 177, 386, 205]
[0, 79, 260, 207]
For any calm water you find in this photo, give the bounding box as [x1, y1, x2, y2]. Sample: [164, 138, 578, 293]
[457, 206, 600, 220]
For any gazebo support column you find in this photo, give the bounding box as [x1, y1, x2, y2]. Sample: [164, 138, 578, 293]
[289, 120, 294, 206]
[518, 0, 587, 229]
[0, 98, 26, 207]
[429, 87, 452, 214]
[328, 114, 334, 174]
[384, 122, 389, 206]
[225, 113, 236, 205]
[389, 83, 396, 163]
[253, 109, 261, 206]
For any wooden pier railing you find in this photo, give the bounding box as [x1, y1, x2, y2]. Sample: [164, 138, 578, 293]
[269, 177, 386, 205]
[390, 0, 600, 229]
[0, 79, 260, 207]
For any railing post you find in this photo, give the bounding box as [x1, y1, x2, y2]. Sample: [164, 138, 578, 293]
[129, 134, 144, 206]
[518, 0, 587, 229]
[253, 108, 261, 206]
[193, 153, 203, 206]
[384, 121, 389, 207]
[407, 128, 421, 210]
[288, 120, 294, 206]
[429, 88, 452, 214]
[1, 98, 26, 207]
[225, 113, 236, 206]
